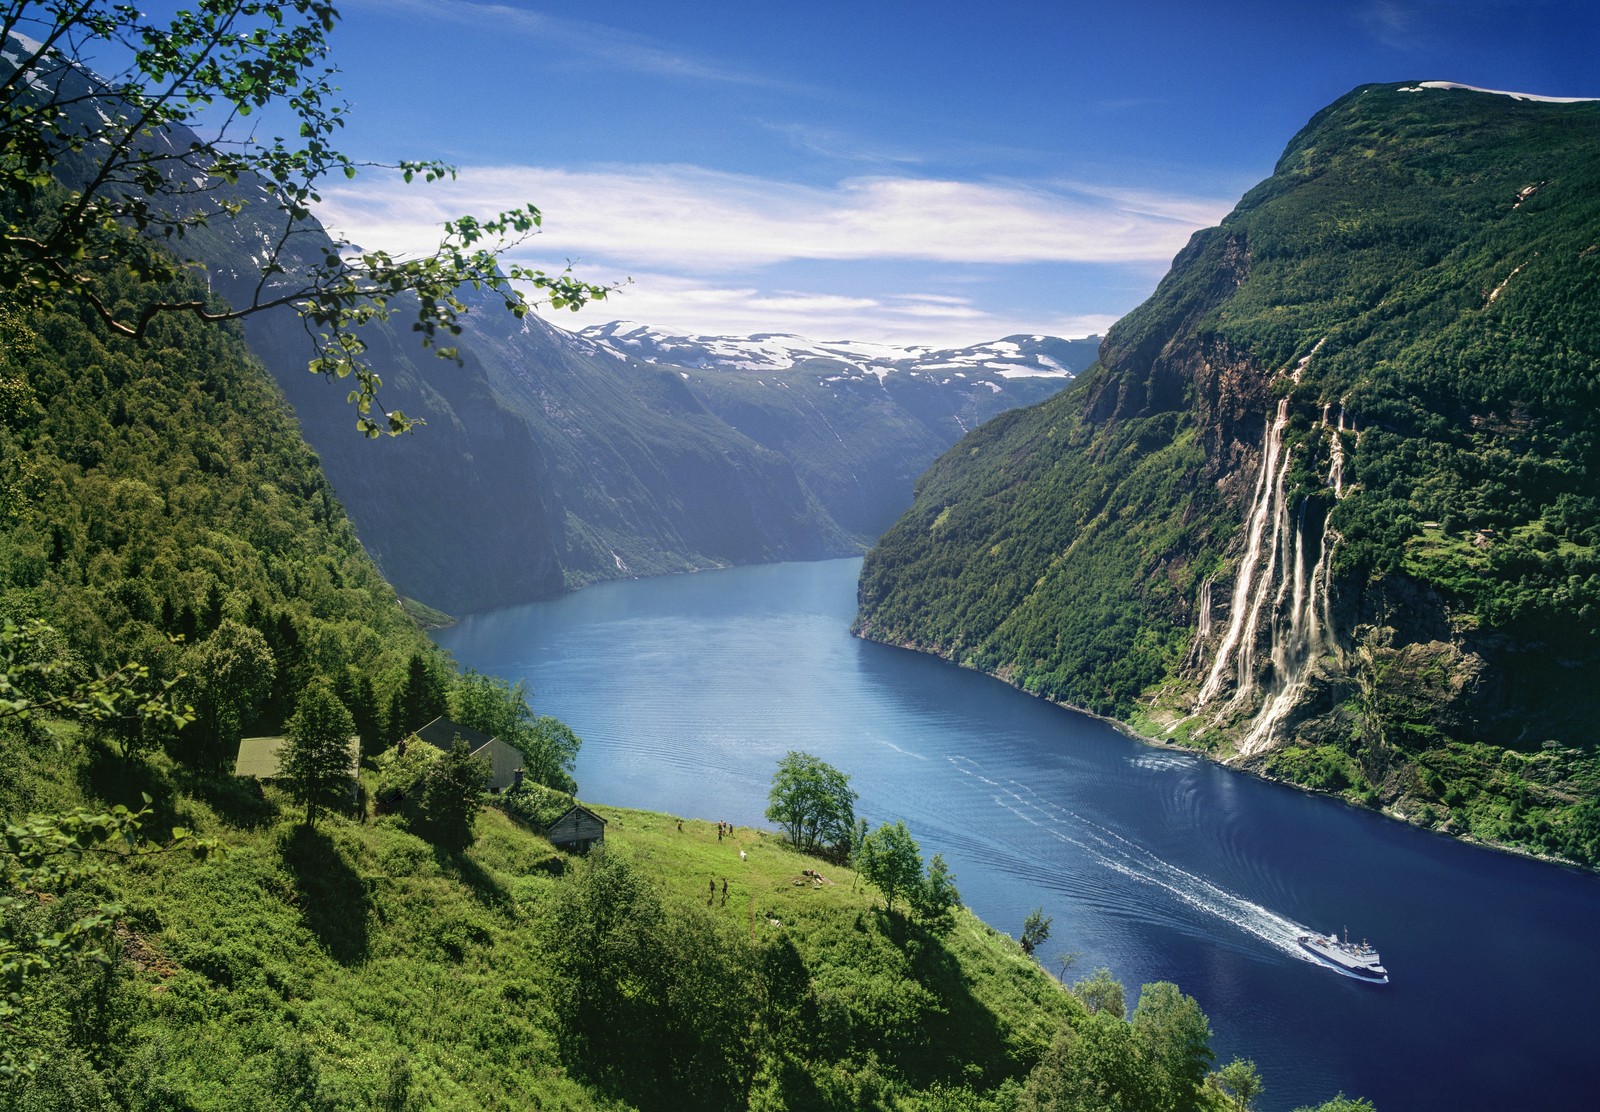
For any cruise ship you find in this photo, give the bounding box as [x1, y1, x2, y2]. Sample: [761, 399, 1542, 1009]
[1297, 929, 1389, 983]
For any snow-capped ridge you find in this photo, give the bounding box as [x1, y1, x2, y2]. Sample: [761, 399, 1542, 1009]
[1399, 81, 1598, 104]
[571, 321, 1102, 383]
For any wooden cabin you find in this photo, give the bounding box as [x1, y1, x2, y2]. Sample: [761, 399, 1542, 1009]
[234, 735, 361, 797]
[413, 715, 525, 793]
[547, 804, 606, 853]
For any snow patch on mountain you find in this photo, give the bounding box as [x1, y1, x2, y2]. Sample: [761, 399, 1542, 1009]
[1400, 81, 1598, 104]
[574, 320, 1101, 383]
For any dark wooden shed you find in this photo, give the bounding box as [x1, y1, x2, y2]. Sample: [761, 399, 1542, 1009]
[547, 804, 606, 853]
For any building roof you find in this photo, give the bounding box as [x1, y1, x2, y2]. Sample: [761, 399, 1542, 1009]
[414, 716, 494, 753]
[234, 734, 360, 779]
[411, 716, 527, 792]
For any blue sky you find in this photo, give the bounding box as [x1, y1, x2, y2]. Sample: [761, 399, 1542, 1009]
[300, 1, 1597, 345]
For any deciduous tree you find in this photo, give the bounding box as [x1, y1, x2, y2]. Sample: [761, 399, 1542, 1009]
[764, 750, 856, 856]
[1212, 1057, 1263, 1111]
[911, 852, 961, 928]
[857, 820, 922, 913]
[1130, 981, 1214, 1112]
[181, 617, 275, 772]
[1073, 967, 1126, 1020]
[1021, 906, 1052, 956]
[0, 0, 609, 435]
[420, 740, 490, 852]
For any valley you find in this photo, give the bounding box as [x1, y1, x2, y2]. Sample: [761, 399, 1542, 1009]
[3, 2, 1596, 1109]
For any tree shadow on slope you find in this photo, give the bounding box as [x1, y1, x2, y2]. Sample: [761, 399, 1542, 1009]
[280, 823, 369, 965]
[435, 843, 511, 912]
[867, 907, 1020, 1091]
[75, 738, 202, 842]
[182, 764, 278, 831]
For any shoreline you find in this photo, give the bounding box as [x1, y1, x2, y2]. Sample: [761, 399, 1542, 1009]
[853, 628, 1594, 877]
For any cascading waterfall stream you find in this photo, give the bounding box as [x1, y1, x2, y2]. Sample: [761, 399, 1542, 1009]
[1194, 362, 1351, 753]
[1197, 397, 1291, 706]
[1240, 505, 1335, 756]
[1328, 406, 1347, 497]
[1182, 575, 1215, 669]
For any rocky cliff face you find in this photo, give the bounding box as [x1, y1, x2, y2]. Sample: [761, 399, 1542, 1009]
[857, 83, 1600, 863]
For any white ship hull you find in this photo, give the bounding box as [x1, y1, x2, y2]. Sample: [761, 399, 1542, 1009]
[1298, 933, 1389, 984]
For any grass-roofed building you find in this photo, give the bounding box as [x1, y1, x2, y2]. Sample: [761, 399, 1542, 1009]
[234, 735, 361, 785]
[412, 715, 525, 793]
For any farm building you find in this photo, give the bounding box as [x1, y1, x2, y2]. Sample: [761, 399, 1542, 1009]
[413, 716, 525, 792]
[234, 734, 360, 785]
[547, 804, 606, 853]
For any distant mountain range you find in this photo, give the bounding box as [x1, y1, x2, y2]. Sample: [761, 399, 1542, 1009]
[575, 322, 1098, 382]
[237, 259, 1095, 611]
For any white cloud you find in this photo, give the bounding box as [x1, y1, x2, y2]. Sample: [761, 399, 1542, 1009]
[1359, 1, 1419, 48]
[315, 163, 1232, 273]
[315, 161, 1209, 345]
[528, 268, 1118, 348]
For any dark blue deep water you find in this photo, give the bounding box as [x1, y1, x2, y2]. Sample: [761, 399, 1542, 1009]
[434, 558, 1600, 1111]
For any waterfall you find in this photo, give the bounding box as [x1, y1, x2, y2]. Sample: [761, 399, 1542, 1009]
[1240, 507, 1335, 756]
[1182, 575, 1215, 669]
[1192, 384, 1348, 751]
[1327, 406, 1347, 497]
[1197, 398, 1291, 706]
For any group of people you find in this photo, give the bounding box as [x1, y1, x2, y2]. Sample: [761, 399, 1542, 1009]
[674, 816, 739, 844]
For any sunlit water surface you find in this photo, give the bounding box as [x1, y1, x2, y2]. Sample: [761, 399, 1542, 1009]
[434, 558, 1600, 1111]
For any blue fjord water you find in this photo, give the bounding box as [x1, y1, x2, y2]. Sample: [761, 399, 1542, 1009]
[434, 557, 1600, 1111]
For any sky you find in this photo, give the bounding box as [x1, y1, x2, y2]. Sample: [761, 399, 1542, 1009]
[291, 1, 1599, 347]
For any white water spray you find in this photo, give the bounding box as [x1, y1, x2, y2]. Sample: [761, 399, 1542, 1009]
[1327, 406, 1347, 497]
[1197, 398, 1292, 706]
[1193, 362, 1351, 748]
[1182, 575, 1215, 670]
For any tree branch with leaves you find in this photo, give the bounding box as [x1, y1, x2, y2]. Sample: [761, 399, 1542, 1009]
[0, 0, 613, 436]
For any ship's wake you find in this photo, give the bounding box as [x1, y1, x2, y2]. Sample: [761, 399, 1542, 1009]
[948, 756, 1323, 967]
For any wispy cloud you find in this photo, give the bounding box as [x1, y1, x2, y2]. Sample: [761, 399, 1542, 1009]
[762, 121, 928, 166]
[525, 269, 1119, 348]
[316, 163, 1232, 272]
[346, 0, 796, 90]
[1360, 1, 1420, 49]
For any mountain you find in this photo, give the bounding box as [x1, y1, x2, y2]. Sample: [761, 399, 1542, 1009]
[576, 321, 1099, 381]
[242, 300, 1090, 612]
[219, 258, 1089, 611]
[8, 23, 1090, 616]
[855, 82, 1600, 866]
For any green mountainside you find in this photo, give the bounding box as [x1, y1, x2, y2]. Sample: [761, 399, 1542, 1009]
[0, 271, 1290, 1110]
[0, 276, 438, 767]
[856, 83, 1600, 864]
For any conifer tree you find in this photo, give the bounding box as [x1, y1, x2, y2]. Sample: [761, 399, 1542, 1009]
[281, 680, 355, 828]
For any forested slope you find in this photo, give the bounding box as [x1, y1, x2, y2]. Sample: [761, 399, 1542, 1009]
[0, 271, 441, 779]
[856, 83, 1600, 864]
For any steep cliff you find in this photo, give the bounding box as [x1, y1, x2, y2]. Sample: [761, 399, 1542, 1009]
[856, 83, 1600, 863]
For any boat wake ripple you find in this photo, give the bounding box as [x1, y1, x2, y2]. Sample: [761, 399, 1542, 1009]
[947, 756, 1322, 966]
